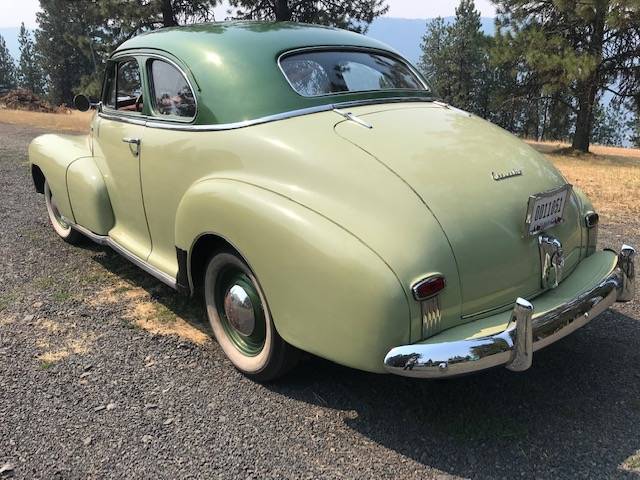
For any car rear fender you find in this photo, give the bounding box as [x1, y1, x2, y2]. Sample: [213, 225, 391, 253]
[174, 178, 411, 373]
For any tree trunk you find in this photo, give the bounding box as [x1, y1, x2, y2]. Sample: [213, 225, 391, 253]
[571, 1, 606, 153]
[160, 0, 178, 27]
[572, 85, 597, 152]
[274, 0, 291, 21]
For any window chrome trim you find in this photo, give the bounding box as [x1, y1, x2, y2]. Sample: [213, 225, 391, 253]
[101, 56, 145, 117]
[98, 96, 435, 131]
[276, 45, 432, 99]
[101, 52, 199, 126]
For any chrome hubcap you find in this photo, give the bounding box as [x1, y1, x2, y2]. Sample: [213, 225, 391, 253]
[223, 284, 256, 336]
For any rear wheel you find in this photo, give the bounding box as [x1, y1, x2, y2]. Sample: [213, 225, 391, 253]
[204, 251, 299, 382]
[44, 181, 83, 244]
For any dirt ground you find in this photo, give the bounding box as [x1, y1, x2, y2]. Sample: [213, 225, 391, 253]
[1, 122, 639, 479]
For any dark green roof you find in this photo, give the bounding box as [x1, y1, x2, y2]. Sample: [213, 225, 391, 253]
[115, 22, 430, 125]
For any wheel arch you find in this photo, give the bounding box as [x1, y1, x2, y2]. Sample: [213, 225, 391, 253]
[31, 164, 45, 194]
[185, 232, 245, 296]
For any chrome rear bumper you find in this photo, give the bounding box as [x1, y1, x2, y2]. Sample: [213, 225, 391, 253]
[384, 245, 635, 378]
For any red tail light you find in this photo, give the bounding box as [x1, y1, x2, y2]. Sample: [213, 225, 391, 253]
[412, 275, 446, 301]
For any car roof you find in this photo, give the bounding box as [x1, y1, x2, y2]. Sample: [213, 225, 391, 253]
[114, 21, 430, 127]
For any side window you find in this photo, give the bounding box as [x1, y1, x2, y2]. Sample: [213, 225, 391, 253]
[116, 59, 143, 113]
[102, 59, 143, 113]
[149, 59, 196, 119]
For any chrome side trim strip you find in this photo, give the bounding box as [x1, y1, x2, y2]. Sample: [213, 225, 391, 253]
[72, 224, 177, 290]
[98, 97, 435, 132]
[384, 245, 635, 378]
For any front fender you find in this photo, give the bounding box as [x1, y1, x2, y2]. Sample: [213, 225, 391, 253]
[175, 178, 411, 373]
[28, 133, 92, 222]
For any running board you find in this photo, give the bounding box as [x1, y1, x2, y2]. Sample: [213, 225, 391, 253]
[72, 224, 177, 290]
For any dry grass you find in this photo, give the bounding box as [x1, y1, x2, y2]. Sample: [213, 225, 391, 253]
[89, 281, 210, 345]
[0, 108, 92, 132]
[35, 324, 95, 366]
[528, 141, 640, 223]
[622, 451, 640, 472]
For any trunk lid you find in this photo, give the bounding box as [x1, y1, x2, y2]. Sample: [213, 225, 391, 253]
[335, 104, 583, 316]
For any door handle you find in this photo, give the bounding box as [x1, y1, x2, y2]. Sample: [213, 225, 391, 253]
[122, 137, 141, 156]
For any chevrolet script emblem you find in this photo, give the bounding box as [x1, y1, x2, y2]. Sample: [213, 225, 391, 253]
[492, 169, 523, 181]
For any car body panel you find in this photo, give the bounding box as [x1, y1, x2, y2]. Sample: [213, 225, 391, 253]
[92, 118, 151, 260]
[174, 179, 411, 372]
[141, 108, 463, 342]
[334, 105, 584, 316]
[28, 133, 92, 222]
[67, 156, 114, 235]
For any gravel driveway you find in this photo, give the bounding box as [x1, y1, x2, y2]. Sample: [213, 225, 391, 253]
[1, 122, 639, 479]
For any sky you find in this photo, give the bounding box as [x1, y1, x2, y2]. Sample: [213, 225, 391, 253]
[0, 0, 497, 28]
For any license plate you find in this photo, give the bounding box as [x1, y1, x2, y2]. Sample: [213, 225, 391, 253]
[524, 184, 572, 236]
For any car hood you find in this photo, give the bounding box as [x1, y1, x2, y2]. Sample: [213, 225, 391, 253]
[334, 104, 583, 316]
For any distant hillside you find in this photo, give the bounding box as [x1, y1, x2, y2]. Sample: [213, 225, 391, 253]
[366, 17, 496, 64]
[0, 18, 495, 64]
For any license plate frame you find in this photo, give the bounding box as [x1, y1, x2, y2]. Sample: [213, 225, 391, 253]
[524, 184, 573, 236]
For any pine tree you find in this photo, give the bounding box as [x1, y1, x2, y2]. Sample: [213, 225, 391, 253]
[0, 35, 16, 94]
[591, 101, 626, 146]
[418, 1, 490, 116]
[17, 23, 44, 95]
[492, 0, 640, 152]
[35, 1, 98, 105]
[418, 17, 452, 101]
[448, 0, 487, 114]
[34, 0, 221, 104]
[227, 0, 388, 33]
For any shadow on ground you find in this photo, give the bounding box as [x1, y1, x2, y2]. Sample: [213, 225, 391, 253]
[84, 239, 639, 478]
[87, 242, 212, 338]
[268, 308, 640, 478]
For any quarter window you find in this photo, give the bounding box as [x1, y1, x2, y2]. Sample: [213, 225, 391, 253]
[280, 50, 426, 97]
[102, 59, 143, 113]
[149, 60, 196, 119]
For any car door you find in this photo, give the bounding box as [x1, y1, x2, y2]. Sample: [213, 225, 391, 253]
[138, 56, 198, 278]
[93, 57, 152, 261]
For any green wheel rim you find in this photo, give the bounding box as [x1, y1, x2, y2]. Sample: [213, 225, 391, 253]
[215, 268, 266, 357]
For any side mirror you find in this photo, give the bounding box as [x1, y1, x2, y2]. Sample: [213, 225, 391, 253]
[73, 94, 91, 112]
[73, 94, 98, 112]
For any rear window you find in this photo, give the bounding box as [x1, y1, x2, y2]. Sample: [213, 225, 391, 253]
[279, 50, 426, 97]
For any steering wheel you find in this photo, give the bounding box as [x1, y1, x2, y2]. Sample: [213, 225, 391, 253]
[135, 94, 143, 112]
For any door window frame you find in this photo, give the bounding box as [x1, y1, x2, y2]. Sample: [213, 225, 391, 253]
[99, 51, 199, 126]
[101, 56, 147, 119]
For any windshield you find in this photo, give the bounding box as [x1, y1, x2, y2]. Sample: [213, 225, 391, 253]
[279, 50, 427, 97]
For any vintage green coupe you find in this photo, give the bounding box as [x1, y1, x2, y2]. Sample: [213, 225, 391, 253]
[29, 22, 635, 381]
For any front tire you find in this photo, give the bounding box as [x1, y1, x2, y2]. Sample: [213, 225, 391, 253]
[44, 181, 83, 244]
[204, 251, 299, 382]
